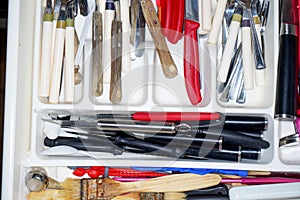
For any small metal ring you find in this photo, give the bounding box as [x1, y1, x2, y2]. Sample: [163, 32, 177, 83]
[279, 134, 300, 147]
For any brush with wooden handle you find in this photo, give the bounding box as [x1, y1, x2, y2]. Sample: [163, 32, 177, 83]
[112, 192, 186, 200]
[27, 174, 221, 200]
[92, 2, 103, 97]
[49, 0, 67, 104]
[39, 0, 53, 98]
[110, 0, 122, 104]
[140, 0, 178, 78]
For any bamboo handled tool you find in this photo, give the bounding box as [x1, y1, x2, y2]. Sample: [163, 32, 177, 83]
[27, 174, 221, 200]
[39, 0, 53, 98]
[92, 1, 103, 97]
[110, 0, 122, 103]
[140, 0, 178, 78]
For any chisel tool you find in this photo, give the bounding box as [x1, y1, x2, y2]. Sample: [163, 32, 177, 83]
[275, 0, 298, 120]
[64, 1, 75, 102]
[184, 0, 202, 105]
[217, 6, 242, 83]
[92, 0, 103, 97]
[49, 0, 67, 103]
[140, 0, 178, 78]
[120, 0, 131, 72]
[103, 0, 115, 83]
[110, 0, 122, 103]
[39, 0, 53, 98]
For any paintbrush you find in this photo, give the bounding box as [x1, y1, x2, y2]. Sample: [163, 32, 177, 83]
[112, 192, 186, 200]
[27, 174, 221, 200]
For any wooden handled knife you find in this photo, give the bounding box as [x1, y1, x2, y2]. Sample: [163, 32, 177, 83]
[110, 0, 122, 104]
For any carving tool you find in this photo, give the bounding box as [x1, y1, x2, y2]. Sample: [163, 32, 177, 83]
[64, 1, 75, 102]
[241, 8, 254, 90]
[198, 0, 209, 35]
[252, 0, 265, 86]
[92, 0, 103, 96]
[130, 0, 146, 57]
[110, 0, 122, 103]
[140, 0, 178, 78]
[184, 0, 202, 105]
[217, 6, 242, 83]
[39, 0, 53, 98]
[27, 174, 222, 200]
[51, 0, 62, 65]
[103, 0, 115, 83]
[275, 0, 298, 120]
[120, 0, 131, 72]
[202, 0, 212, 31]
[49, 0, 67, 103]
[208, 0, 227, 43]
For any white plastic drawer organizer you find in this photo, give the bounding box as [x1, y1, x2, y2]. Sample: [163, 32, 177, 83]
[19, 0, 299, 190]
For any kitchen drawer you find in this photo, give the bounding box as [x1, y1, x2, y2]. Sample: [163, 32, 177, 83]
[2, 0, 300, 199]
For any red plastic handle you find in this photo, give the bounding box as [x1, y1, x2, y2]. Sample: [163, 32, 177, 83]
[184, 19, 202, 105]
[132, 112, 221, 122]
[159, 0, 184, 44]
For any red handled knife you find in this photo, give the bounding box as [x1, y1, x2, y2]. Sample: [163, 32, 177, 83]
[184, 0, 202, 105]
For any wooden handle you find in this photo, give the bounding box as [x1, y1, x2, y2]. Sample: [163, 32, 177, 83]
[120, 0, 131, 73]
[140, 0, 178, 78]
[92, 12, 103, 96]
[242, 26, 254, 90]
[49, 22, 66, 104]
[217, 20, 241, 83]
[103, 3, 115, 83]
[207, 0, 227, 43]
[110, 21, 123, 104]
[254, 23, 265, 86]
[39, 20, 53, 97]
[202, 0, 212, 31]
[117, 174, 221, 194]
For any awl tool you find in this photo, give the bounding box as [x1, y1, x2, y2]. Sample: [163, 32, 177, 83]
[184, 0, 202, 105]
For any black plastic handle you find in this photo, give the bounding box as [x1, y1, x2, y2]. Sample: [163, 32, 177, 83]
[275, 34, 298, 120]
[196, 128, 270, 149]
